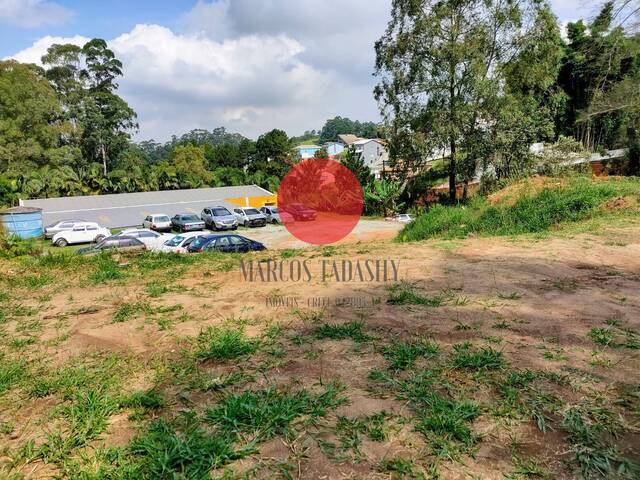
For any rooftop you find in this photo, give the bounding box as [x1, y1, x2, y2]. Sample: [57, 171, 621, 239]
[21, 185, 274, 229]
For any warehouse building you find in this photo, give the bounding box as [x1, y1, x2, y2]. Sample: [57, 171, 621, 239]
[20, 185, 277, 229]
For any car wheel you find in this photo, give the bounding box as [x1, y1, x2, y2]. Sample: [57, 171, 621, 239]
[55, 238, 68, 248]
[94, 235, 106, 243]
[232, 225, 238, 230]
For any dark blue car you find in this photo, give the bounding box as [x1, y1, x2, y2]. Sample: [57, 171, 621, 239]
[187, 234, 266, 253]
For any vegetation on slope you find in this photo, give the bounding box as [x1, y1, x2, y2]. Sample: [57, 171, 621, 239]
[399, 176, 640, 242]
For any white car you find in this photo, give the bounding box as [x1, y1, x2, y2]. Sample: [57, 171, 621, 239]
[159, 232, 207, 254]
[52, 222, 111, 247]
[232, 207, 267, 227]
[142, 214, 172, 232]
[113, 229, 174, 251]
[394, 214, 415, 223]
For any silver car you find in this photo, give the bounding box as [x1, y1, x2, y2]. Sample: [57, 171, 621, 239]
[201, 206, 238, 231]
[259, 206, 281, 224]
[232, 207, 267, 227]
[44, 219, 88, 239]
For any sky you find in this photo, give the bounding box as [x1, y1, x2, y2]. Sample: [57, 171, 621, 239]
[2, 0, 599, 142]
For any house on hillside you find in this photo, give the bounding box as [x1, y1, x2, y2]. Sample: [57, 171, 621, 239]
[324, 141, 345, 157]
[337, 134, 364, 146]
[293, 144, 322, 160]
[353, 139, 390, 179]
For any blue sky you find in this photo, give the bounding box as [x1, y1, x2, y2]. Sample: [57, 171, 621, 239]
[2, 1, 598, 141]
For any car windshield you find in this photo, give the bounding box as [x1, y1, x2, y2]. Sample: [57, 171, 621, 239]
[182, 215, 200, 222]
[245, 209, 260, 215]
[270, 208, 279, 213]
[155, 216, 170, 222]
[165, 235, 185, 247]
[190, 236, 211, 249]
[212, 208, 231, 216]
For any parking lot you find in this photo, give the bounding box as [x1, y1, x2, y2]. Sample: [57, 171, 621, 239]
[236, 218, 403, 249]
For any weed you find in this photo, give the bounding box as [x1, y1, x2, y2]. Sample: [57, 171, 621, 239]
[335, 412, 389, 458]
[493, 319, 512, 330]
[89, 254, 127, 284]
[450, 343, 506, 371]
[9, 336, 37, 349]
[379, 457, 431, 478]
[388, 282, 444, 307]
[0, 355, 25, 394]
[314, 322, 370, 343]
[113, 301, 152, 323]
[129, 412, 238, 478]
[121, 389, 165, 411]
[415, 394, 481, 449]
[543, 348, 568, 362]
[204, 383, 346, 440]
[383, 339, 439, 370]
[589, 351, 613, 368]
[561, 401, 637, 478]
[280, 248, 302, 258]
[9, 273, 54, 289]
[194, 327, 260, 361]
[497, 291, 522, 300]
[146, 282, 170, 298]
[588, 327, 614, 347]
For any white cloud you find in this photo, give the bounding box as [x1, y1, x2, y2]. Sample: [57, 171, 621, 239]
[0, 0, 72, 28]
[8, 35, 88, 63]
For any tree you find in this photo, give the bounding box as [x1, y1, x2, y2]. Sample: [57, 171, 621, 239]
[0, 60, 74, 174]
[42, 39, 138, 176]
[250, 129, 292, 178]
[375, 0, 556, 202]
[319, 117, 379, 142]
[558, 2, 640, 149]
[340, 146, 373, 188]
[171, 144, 212, 188]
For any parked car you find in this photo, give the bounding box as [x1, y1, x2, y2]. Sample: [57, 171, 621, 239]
[282, 203, 317, 221]
[231, 207, 267, 227]
[44, 219, 87, 239]
[142, 214, 172, 232]
[201, 206, 238, 231]
[171, 214, 205, 232]
[159, 232, 207, 254]
[259, 206, 281, 224]
[52, 222, 111, 247]
[113, 228, 174, 250]
[187, 234, 266, 253]
[394, 214, 415, 223]
[76, 236, 146, 255]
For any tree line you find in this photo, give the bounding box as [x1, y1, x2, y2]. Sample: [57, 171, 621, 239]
[375, 0, 640, 202]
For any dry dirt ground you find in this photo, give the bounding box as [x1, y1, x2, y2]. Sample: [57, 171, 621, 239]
[1, 221, 639, 479]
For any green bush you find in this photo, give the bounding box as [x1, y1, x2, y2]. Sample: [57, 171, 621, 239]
[0, 233, 42, 258]
[398, 176, 640, 242]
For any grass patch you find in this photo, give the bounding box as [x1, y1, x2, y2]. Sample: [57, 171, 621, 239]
[88, 254, 128, 284]
[0, 355, 25, 395]
[113, 301, 153, 323]
[204, 384, 346, 440]
[314, 321, 370, 343]
[450, 343, 506, 371]
[382, 339, 439, 370]
[387, 282, 445, 306]
[194, 326, 260, 361]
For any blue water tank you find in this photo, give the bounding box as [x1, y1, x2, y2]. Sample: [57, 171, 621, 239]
[0, 207, 43, 239]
